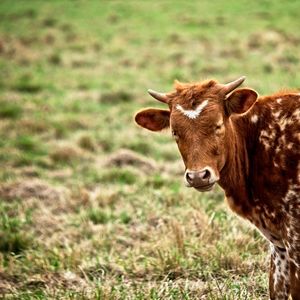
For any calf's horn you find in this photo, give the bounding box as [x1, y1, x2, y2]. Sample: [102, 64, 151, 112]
[148, 89, 168, 103]
[222, 76, 246, 94]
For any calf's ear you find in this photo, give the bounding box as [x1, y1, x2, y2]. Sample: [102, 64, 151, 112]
[135, 108, 170, 131]
[224, 88, 258, 116]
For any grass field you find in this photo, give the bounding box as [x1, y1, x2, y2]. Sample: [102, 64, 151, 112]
[0, 1, 300, 299]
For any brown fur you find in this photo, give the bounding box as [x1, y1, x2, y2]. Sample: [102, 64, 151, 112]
[135, 78, 300, 299]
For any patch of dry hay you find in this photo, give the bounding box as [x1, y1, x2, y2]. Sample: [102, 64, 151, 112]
[0, 179, 71, 240]
[0, 179, 69, 202]
[0, 272, 19, 294]
[0, 270, 88, 295]
[104, 149, 157, 174]
[50, 143, 84, 163]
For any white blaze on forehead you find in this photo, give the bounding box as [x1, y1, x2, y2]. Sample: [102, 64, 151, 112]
[176, 100, 209, 119]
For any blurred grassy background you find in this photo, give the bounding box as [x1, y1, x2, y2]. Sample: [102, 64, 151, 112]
[0, 1, 299, 299]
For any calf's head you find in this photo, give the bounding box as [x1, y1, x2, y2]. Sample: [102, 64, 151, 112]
[135, 77, 258, 191]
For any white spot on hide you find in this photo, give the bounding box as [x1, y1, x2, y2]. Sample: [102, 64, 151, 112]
[292, 108, 300, 119]
[273, 111, 281, 119]
[251, 114, 258, 123]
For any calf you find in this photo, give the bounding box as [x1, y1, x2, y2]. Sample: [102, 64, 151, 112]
[135, 77, 300, 299]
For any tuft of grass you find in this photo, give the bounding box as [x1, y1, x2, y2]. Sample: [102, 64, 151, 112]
[11, 135, 48, 167]
[100, 168, 139, 185]
[118, 211, 131, 224]
[0, 203, 34, 254]
[50, 144, 82, 164]
[126, 140, 153, 155]
[0, 231, 32, 254]
[42, 17, 57, 27]
[77, 134, 96, 152]
[85, 208, 132, 225]
[99, 91, 134, 103]
[15, 135, 38, 152]
[48, 52, 62, 65]
[14, 82, 42, 94]
[0, 101, 22, 119]
[87, 208, 111, 225]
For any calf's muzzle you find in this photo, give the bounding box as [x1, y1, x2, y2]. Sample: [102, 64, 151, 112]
[184, 168, 217, 191]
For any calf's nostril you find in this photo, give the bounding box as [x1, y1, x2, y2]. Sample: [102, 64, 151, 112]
[186, 172, 194, 183]
[202, 169, 211, 180]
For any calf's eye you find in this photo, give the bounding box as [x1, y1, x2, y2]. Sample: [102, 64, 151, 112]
[172, 130, 179, 140]
[215, 123, 224, 130]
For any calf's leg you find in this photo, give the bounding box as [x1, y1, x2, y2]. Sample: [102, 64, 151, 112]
[269, 245, 290, 300]
[290, 261, 300, 300]
[285, 204, 300, 299]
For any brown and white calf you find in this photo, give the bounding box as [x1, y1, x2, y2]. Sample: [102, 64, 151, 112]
[135, 77, 300, 299]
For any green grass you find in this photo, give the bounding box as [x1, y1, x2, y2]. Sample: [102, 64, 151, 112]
[0, 0, 298, 298]
[0, 202, 34, 254]
[0, 101, 22, 119]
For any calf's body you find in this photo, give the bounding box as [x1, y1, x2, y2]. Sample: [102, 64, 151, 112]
[221, 93, 300, 299]
[135, 77, 300, 299]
